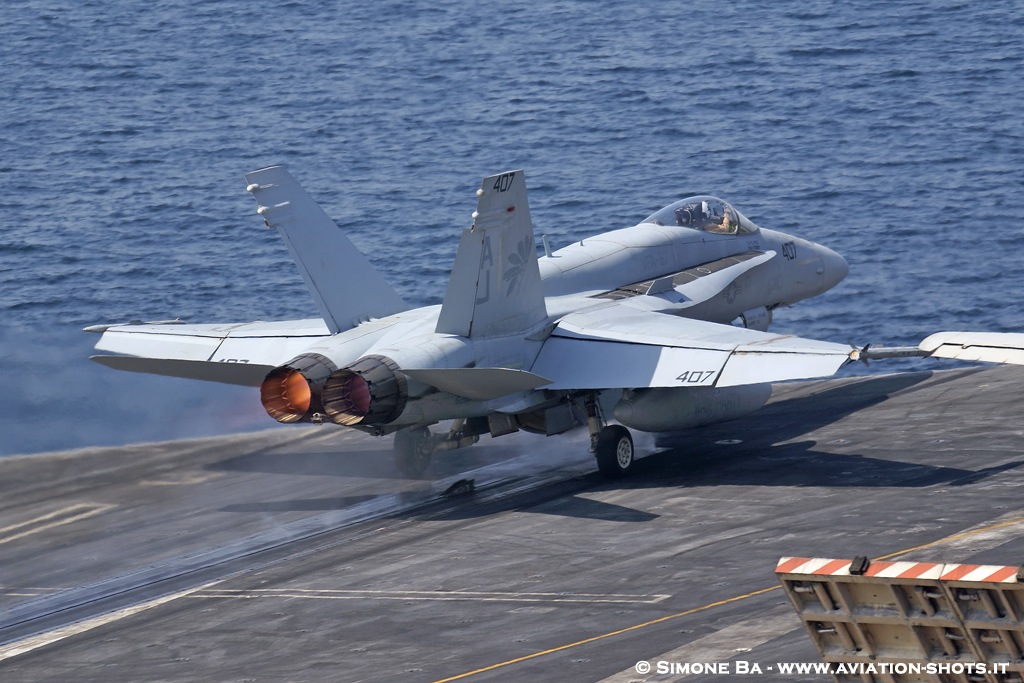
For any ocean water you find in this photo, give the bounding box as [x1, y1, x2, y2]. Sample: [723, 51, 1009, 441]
[2, 0, 1023, 455]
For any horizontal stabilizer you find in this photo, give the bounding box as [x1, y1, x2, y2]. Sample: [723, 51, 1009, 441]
[91, 355, 273, 386]
[88, 319, 331, 385]
[400, 367, 552, 400]
[920, 332, 1024, 365]
[245, 166, 408, 333]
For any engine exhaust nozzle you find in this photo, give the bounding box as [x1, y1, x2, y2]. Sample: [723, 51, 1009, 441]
[322, 355, 407, 426]
[259, 353, 336, 423]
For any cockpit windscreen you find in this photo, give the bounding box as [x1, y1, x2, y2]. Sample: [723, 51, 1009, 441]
[642, 196, 758, 235]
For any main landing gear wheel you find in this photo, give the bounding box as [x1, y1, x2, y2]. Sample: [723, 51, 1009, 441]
[595, 425, 634, 479]
[393, 427, 432, 479]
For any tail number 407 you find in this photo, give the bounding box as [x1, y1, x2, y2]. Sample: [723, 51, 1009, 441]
[492, 172, 516, 192]
[676, 370, 716, 385]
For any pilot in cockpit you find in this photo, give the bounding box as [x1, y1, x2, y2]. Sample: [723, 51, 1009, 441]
[647, 197, 748, 235]
[703, 203, 738, 234]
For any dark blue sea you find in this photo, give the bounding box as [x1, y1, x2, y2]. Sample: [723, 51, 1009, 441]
[3, 0, 1023, 456]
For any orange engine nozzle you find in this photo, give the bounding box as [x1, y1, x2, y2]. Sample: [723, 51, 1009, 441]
[259, 354, 337, 423]
[260, 368, 312, 423]
[320, 371, 372, 426]
[322, 355, 408, 427]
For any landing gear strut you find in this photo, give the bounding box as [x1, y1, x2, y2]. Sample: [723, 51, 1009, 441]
[393, 426, 432, 478]
[586, 396, 635, 479]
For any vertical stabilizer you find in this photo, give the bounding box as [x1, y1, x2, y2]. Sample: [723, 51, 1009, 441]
[435, 171, 548, 338]
[245, 166, 408, 334]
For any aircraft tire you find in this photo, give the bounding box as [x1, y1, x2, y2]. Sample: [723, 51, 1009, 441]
[595, 425, 634, 479]
[393, 427, 432, 479]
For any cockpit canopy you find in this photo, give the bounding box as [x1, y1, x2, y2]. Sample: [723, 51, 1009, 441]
[641, 196, 758, 235]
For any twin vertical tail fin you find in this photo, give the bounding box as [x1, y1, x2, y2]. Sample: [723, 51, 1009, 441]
[245, 166, 409, 334]
[435, 170, 548, 338]
[248, 166, 545, 339]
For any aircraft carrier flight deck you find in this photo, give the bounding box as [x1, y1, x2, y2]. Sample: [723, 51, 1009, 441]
[2, 366, 1024, 682]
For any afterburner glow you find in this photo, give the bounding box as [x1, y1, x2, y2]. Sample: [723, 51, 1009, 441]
[322, 355, 408, 426]
[260, 368, 312, 423]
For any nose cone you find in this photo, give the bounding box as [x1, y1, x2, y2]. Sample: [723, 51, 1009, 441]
[819, 245, 849, 291]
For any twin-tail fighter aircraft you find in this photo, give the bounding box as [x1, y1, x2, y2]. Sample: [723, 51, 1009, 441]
[87, 167, 1024, 478]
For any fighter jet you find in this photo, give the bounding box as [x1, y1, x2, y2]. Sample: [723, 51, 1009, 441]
[86, 167, 1024, 478]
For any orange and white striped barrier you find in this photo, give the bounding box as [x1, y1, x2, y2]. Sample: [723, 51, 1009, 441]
[776, 556, 1024, 682]
[777, 556, 1022, 583]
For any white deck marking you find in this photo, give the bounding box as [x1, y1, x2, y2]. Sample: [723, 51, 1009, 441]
[192, 588, 672, 605]
[0, 504, 113, 546]
[0, 581, 220, 663]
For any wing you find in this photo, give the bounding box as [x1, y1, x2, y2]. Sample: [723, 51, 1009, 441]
[920, 331, 1024, 365]
[853, 332, 1024, 365]
[88, 319, 331, 386]
[530, 306, 853, 390]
